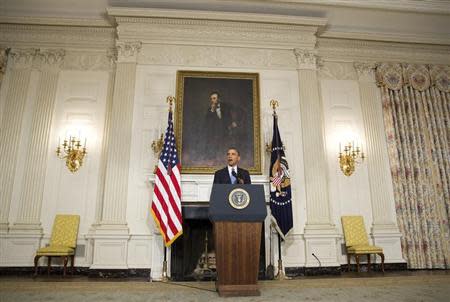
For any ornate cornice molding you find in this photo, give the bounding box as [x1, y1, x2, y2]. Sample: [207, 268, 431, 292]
[321, 29, 450, 46]
[37, 49, 65, 65]
[284, 0, 450, 15]
[284, 0, 450, 14]
[109, 7, 322, 49]
[107, 7, 327, 27]
[139, 44, 296, 69]
[354, 62, 376, 82]
[0, 23, 115, 50]
[318, 61, 357, 80]
[62, 50, 115, 71]
[116, 41, 142, 63]
[318, 38, 450, 65]
[294, 49, 319, 70]
[0, 16, 112, 27]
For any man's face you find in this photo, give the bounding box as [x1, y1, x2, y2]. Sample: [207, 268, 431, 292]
[227, 149, 240, 166]
[210, 93, 219, 106]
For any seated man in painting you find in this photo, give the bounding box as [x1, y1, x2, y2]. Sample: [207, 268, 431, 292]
[204, 92, 241, 162]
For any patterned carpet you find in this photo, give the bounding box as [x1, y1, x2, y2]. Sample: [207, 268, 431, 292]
[1, 272, 449, 302]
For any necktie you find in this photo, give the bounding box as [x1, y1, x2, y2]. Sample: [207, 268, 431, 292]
[231, 169, 237, 184]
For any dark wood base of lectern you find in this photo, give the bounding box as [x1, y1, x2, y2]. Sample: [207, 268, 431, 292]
[213, 221, 262, 297]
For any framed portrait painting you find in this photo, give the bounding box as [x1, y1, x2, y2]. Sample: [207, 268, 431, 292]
[175, 70, 261, 174]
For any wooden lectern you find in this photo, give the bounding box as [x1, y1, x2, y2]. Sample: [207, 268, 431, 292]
[209, 184, 267, 297]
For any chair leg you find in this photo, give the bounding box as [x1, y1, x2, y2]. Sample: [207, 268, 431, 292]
[47, 256, 52, 276]
[347, 253, 351, 272]
[367, 254, 371, 272]
[71, 255, 75, 275]
[63, 256, 69, 277]
[379, 253, 385, 272]
[355, 255, 360, 272]
[34, 255, 41, 276]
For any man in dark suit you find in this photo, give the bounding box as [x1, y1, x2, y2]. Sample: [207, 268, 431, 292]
[213, 148, 251, 184]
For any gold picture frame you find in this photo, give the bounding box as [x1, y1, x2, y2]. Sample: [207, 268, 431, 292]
[175, 70, 261, 174]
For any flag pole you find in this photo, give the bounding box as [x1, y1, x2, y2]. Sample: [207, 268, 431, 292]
[265, 224, 275, 279]
[274, 233, 290, 280]
[161, 245, 169, 282]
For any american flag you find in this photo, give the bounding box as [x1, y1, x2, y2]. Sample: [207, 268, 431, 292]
[151, 110, 183, 246]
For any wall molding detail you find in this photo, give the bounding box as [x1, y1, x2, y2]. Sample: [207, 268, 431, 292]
[109, 7, 323, 50]
[0, 23, 115, 50]
[318, 38, 450, 65]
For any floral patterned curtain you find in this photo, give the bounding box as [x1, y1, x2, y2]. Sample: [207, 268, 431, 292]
[376, 63, 450, 268]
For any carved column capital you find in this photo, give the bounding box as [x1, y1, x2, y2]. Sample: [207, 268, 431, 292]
[116, 41, 142, 63]
[8, 48, 38, 69]
[294, 48, 319, 70]
[354, 62, 377, 82]
[106, 47, 118, 68]
[37, 49, 65, 71]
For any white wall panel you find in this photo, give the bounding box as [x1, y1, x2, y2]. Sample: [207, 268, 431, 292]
[40, 70, 109, 257]
[320, 78, 373, 263]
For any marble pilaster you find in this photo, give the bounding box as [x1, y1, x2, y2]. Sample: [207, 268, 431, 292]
[90, 42, 141, 269]
[354, 62, 404, 263]
[0, 48, 37, 232]
[10, 49, 65, 232]
[295, 49, 339, 266]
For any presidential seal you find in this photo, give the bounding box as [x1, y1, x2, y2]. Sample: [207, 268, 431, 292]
[228, 188, 250, 209]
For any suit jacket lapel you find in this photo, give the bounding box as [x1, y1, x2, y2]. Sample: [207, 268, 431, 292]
[227, 167, 232, 184]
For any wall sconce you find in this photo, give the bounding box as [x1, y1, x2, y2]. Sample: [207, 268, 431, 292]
[151, 133, 164, 155]
[56, 137, 87, 173]
[338, 142, 365, 176]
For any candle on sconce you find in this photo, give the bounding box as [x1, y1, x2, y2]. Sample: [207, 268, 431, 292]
[339, 142, 341, 153]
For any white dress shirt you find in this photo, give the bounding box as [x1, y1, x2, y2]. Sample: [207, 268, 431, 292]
[227, 165, 238, 181]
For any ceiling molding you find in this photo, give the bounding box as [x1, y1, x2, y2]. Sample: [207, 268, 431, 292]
[0, 16, 112, 27]
[107, 7, 328, 27]
[321, 28, 450, 46]
[109, 7, 324, 50]
[0, 23, 115, 50]
[271, 0, 450, 15]
[318, 37, 450, 64]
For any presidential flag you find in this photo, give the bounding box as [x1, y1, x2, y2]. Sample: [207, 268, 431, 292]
[269, 112, 293, 238]
[151, 110, 183, 246]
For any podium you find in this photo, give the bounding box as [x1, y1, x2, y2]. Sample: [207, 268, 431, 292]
[209, 184, 267, 297]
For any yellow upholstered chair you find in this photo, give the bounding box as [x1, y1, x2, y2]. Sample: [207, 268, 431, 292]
[341, 216, 384, 272]
[34, 215, 80, 276]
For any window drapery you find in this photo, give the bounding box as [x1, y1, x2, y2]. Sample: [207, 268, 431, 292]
[376, 63, 449, 268]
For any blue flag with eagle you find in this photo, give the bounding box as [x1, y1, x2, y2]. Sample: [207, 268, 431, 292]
[269, 112, 293, 238]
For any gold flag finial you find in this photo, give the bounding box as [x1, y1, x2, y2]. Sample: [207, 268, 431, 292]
[270, 99, 279, 115]
[167, 96, 175, 112]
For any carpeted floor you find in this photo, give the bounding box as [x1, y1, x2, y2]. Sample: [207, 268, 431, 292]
[1, 271, 449, 301]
